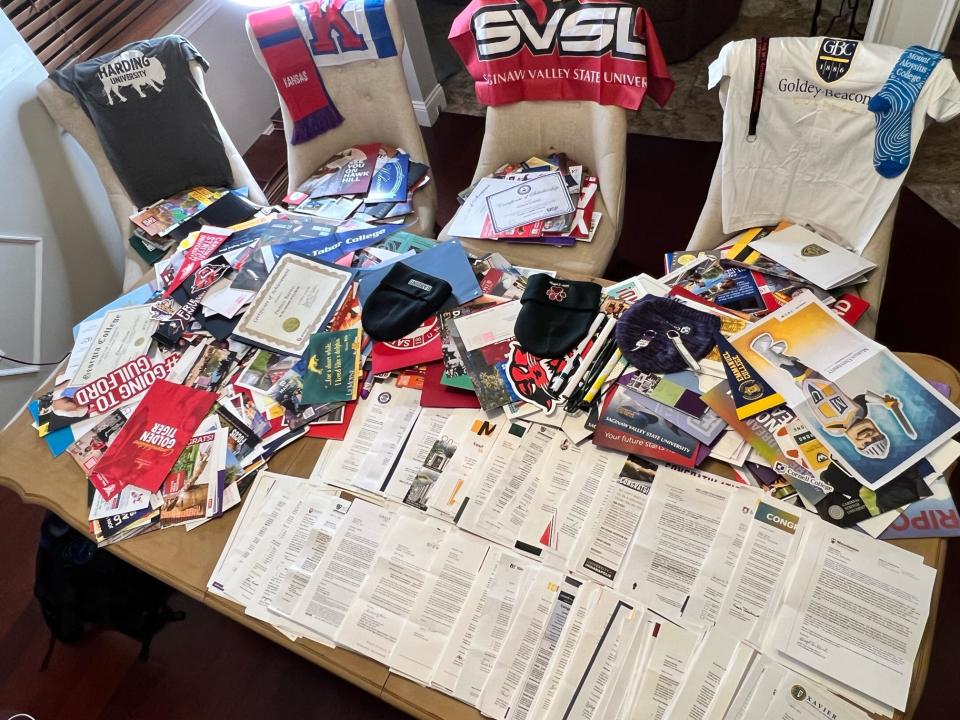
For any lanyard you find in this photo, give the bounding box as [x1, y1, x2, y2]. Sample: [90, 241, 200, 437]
[747, 37, 769, 142]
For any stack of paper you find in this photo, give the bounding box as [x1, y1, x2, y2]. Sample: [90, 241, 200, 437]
[211, 458, 938, 717]
[284, 144, 431, 226]
[448, 153, 601, 246]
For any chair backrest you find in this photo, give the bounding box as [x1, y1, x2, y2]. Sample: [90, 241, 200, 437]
[476, 100, 628, 237]
[37, 77, 138, 246]
[38, 60, 268, 287]
[38, 61, 268, 218]
[244, 0, 434, 204]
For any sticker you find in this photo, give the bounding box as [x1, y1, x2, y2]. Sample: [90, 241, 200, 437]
[504, 341, 557, 412]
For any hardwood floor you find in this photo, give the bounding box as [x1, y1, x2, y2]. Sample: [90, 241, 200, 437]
[0, 111, 956, 718]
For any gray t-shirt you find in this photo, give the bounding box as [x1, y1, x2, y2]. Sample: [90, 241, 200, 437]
[51, 35, 234, 208]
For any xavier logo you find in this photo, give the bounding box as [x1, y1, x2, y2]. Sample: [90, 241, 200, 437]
[98, 49, 165, 105]
[816, 37, 858, 83]
[738, 379, 763, 400]
[801, 243, 828, 257]
[472, 1, 647, 61]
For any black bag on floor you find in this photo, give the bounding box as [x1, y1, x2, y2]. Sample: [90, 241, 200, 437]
[33, 512, 185, 663]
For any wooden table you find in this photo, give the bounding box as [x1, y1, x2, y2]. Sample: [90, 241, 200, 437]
[0, 352, 954, 720]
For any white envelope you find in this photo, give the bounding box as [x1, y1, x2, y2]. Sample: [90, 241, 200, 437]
[448, 177, 516, 238]
[750, 225, 876, 290]
[453, 300, 522, 352]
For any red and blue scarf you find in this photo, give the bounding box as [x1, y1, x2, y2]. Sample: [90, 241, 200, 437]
[249, 0, 396, 144]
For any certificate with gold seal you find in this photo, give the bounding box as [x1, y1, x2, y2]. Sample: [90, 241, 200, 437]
[232, 253, 354, 355]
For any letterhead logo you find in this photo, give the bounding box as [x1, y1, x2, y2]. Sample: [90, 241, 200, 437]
[472, 1, 647, 61]
[816, 37, 858, 83]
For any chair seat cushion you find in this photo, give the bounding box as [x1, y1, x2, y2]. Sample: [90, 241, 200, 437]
[440, 188, 616, 277]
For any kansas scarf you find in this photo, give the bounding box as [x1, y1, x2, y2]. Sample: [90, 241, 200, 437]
[249, 0, 397, 144]
[449, 0, 674, 110]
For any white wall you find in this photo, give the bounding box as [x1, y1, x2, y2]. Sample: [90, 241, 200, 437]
[0, 12, 125, 425]
[395, 0, 446, 125]
[161, 0, 280, 152]
[866, 0, 960, 50]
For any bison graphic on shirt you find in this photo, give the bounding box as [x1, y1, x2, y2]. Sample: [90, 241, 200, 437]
[97, 49, 166, 105]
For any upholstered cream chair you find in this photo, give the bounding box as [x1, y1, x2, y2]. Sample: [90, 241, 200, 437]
[437, 100, 627, 278]
[245, 0, 436, 237]
[686, 158, 897, 339]
[37, 62, 267, 291]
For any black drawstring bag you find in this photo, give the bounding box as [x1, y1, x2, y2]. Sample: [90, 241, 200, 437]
[34, 512, 185, 667]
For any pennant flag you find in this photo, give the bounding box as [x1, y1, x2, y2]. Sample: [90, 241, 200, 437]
[715, 333, 785, 419]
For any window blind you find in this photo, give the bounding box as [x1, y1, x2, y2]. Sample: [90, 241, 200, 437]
[4, 0, 193, 71]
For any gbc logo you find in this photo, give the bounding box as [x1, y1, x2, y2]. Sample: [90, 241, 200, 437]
[473, 4, 647, 61]
[822, 39, 856, 57]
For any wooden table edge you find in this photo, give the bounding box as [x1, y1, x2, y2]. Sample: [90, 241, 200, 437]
[0, 340, 954, 720]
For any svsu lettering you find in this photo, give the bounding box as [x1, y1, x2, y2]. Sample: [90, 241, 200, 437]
[473, 4, 647, 61]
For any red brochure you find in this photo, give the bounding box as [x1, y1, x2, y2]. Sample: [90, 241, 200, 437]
[831, 292, 869, 326]
[370, 316, 444, 374]
[305, 400, 358, 441]
[89, 380, 216, 500]
[570, 176, 598, 239]
[421, 362, 480, 409]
